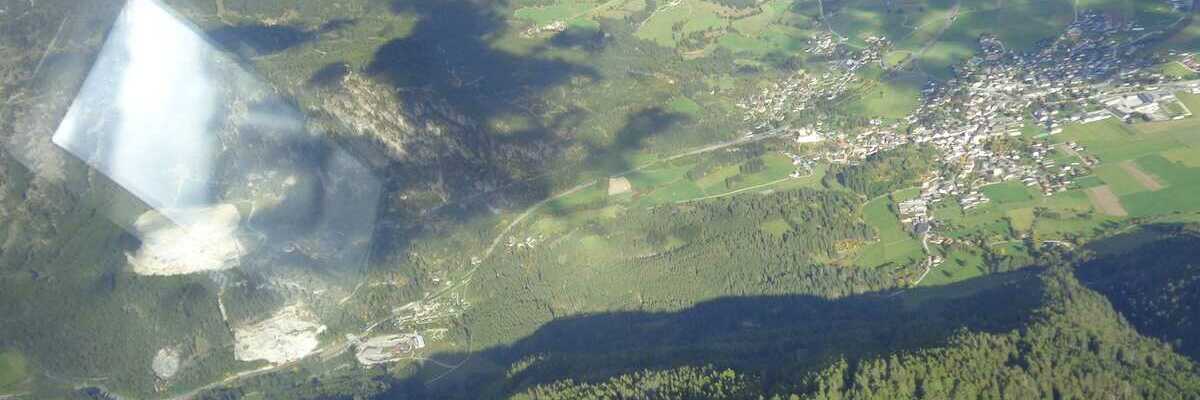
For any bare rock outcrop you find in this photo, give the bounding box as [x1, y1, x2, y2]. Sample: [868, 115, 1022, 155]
[126, 204, 245, 276]
[233, 304, 326, 365]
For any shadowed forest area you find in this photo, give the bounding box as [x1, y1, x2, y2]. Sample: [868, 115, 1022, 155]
[5, 0, 1200, 398]
[201, 225, 1200, 399]
[391, 268, 1046, 398]
[1078, 223, 1200, 362]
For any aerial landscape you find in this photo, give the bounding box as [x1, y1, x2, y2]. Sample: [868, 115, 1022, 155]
[2, 0, 1200, 398]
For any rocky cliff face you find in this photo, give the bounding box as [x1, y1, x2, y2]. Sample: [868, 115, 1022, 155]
[307, 68, 497, 206]
[0, 0, 119, 270]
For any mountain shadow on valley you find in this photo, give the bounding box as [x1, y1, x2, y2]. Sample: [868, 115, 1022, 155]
[354, 1, 602, 222]
[1078, 223, 1200, 362]
[207, 24, 317, 57]
[377, 268, 1046, 398]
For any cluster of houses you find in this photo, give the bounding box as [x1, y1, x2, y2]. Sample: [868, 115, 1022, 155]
[714, 5, 1200, 283]
[897, 198, 929, 226]
[894, 11, 1191, 208]
[736, 68, 858, 132]
[821, 124, 910, 163]
[1167, 0, 1193, 11]
[1182, 54, 1200, 72]
[737, 36, 892, 136]
[806, 32, 843, 57]
[506, 235, 543, 252]
[783, 150, 817, 178]
[740, 8, 1198, 245]
[522, 20, 567, 37]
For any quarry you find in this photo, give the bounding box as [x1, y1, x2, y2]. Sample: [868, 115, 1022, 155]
[233, 304, 326, 365]
[151, 347, 180, 380]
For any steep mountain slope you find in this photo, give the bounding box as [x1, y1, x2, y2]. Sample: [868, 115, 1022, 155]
[1077, 224, 1200, 361]
[515, 268, 1200, 400]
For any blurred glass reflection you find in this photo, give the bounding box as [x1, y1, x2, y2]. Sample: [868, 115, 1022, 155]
[49, 0, 381, 277]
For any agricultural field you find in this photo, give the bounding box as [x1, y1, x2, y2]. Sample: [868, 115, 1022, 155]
[1120, 155, 1200, 217]
[509, 0, 1157, 83]
[545, 150, 826, 211]
[1070, 175, 1105, 189]
[1053, 112, 1200, 220]
[854, 194, 924, 268]
[816, 0, 1078, 76]
[933, 185, 1114, 276]
[1086, 185, 1129, 217]
[848, 68, 924, 120]
[981, 181, 1034, 204]
[0, 350, 28, 393]
[1137, 92, 1200, 145]
[1006, 207, 1035, 233]
[636, 153, 823, 205]
[918, 248, 985, 287]
[1093, 163, 1152, 196]
[512, 2, 599, 25]
[1162, 147, 1200, 167]
[1055, 118, 1183, 163]
[634, 0, 728, 48]
[1160, 61, 1198, 79]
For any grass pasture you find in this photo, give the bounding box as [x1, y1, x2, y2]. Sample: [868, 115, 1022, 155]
[1093, 163, 1149, 196]
[939, 182, 1111, 247]
[640, 178, 707, 204]
[613, 153, 823, 207]
[1161, 147, 1200, 167]
[981, 181, 1034, 204]
[1120, 154, 1200, 217]
[634, 0, 727, 48]
[864, 195, 910, 243]
[0, 350, 28, 391]
[730, 0, 792, 36]
[1071, 175, 1105, 189]
[849, 69, 923, 120]
[513, 2, 599, 25]
[919, 249, 986, 287]
[1006, 207, 1035, 232]
[855, 193, 924, 268]
[1076, 0, 1135, 15]
[667, 95, 703, 116]
[1056, 118, 1183, 162]
[761, 218, 791, 237]
[1160, 61, 1198, 79]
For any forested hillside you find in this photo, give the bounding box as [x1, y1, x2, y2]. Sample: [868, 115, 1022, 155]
[830, 145, 938, 198]
[514, 268, 1200, 400]
[3, 0, 1200, 397]
[1077, 224, 1200, 361]
[205, 230, 1200, 400]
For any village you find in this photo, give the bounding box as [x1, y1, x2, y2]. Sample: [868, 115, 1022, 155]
[740, 11, 1198, 233]
[726, 9, 1200, 284]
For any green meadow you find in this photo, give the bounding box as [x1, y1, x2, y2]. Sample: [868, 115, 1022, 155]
[0, 350, 28, 392]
